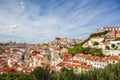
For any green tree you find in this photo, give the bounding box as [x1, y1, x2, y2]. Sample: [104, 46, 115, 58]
[81, 31, 109, 45]
[55, 37, 61, 40]
[31, 67, 53, 80]
[68, 44, 105, 57]
[105, 46, 110, 50]
[93, 41, 99, 46]
[0, 73, 34, 80]
[58, 68, 76, 80]
[111, 44, 116, 48]
[68, 44, 82, 56]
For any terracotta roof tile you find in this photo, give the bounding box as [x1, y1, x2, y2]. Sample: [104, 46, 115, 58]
[63, 57, 69, 62]
[66, 64, 73, 68]
[109, 56, 120, 61]
[72, 64, 81, 67]
[85, 56, 95, 60]
[57, 62, 66, 67]
[72, 60, 80, 63]
[80, 65, 93, 69]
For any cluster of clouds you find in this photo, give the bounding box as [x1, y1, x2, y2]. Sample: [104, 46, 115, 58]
[0, 0, 120, 43]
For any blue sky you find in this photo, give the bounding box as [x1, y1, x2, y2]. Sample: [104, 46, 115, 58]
[0, 0, 120, 43]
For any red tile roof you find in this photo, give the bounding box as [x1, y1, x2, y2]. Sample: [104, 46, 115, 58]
[90, 56, 109, 63]
[57, 62, 66, 67]
[100, 58, 109, 63]
[85, 56, 95, 60]
[72, 64, 81, 67]
[72, 60, 80, 63]
[80, 65, 93, 69]
[63, 57, 69, 62]
[66, 64, 73, 68]
[109, 56, 120, 61]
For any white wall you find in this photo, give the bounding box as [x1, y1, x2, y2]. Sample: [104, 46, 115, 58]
[103, 50, 120, 56]
[110, 41, 120, 45]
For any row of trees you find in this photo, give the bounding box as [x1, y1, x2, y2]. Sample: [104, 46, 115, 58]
[0, 73, 33, 80]
[0, 62, 120, 80]
[81, 31, 109, 45]
[68, 44, 105, 57]
[90, 31, 109, 38]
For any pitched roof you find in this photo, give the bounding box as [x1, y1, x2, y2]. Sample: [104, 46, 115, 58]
[85, 55, 95, 60]
[109, 56, 120, 61]
[94, 57, 109, 63]
[57, 62, 66, 67]
[66, 64, 73, 68]
[63, 57, 69, 62]
[80, 65, 93, 69]
[72, 60, 80, 63]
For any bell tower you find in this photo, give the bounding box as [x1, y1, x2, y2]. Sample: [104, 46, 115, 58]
[96, 27, 99, 33]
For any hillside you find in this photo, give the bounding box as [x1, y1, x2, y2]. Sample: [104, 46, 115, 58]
[68, 31, 109, 57]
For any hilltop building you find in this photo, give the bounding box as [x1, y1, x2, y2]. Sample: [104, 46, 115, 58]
[102, 26, 120, 39]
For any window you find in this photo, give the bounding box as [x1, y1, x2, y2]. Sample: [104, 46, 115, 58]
[113, 60, 115, 63]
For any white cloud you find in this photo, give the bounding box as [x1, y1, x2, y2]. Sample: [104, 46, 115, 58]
[0, 0, 120, 43]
